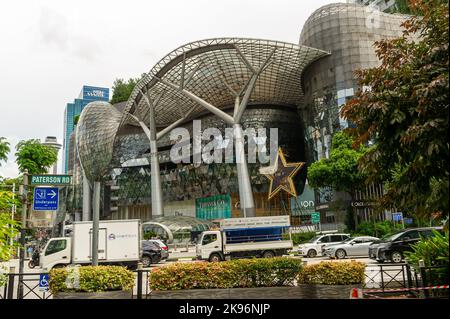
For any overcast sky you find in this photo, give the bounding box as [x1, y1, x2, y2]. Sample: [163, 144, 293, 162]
[0, 0, 343, 178]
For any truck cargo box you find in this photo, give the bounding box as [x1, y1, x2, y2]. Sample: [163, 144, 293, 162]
[72, 219, 141, 263]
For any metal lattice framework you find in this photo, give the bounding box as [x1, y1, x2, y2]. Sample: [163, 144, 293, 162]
[120, 38, 329, 129]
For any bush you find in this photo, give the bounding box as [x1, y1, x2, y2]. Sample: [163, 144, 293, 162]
[290, 232, 316, 245]
[354, 221, 401, 238]
[404, 231, 449, 286]
[149, 257, 303, 290]
[49, 266, 135, 293]
[298, 261, 366, 285]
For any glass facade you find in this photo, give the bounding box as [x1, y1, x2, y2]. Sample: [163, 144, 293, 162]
[63, 86, 109, 173]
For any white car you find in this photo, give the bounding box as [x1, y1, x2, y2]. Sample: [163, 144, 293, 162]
[324, 236, 379, 259]
[298, 233, 350, 258]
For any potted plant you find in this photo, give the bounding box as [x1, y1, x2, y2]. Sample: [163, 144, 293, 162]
[49, 265, 135, 299]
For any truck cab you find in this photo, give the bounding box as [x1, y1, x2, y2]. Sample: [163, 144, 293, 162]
[40, 237, 72, 269]
[196, 230, 223, 262]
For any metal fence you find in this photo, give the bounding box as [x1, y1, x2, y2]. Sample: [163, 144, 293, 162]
[2, 264, 447, 299]
[1, 271, 52, 299]
[363, 263, 449, 299]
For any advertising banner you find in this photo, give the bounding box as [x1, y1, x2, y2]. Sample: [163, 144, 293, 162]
[195, 194, 231, 220]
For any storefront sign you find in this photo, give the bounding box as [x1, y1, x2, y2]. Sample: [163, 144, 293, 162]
[195, 194, 231, 220]
[311, 212, 321, 224]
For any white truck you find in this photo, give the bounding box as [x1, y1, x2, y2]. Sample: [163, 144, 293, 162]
[40, 219, 141, 270]
[196, 215, 293, 262]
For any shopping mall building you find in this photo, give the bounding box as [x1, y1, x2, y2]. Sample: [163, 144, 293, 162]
[65, 3, 409, 233]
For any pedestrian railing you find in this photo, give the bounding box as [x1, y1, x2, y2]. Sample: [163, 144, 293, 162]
[132, 268, 152, 299]
[362, 262, 449, 299]
[1, 270, 52, 299]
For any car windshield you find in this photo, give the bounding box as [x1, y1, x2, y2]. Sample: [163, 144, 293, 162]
[342, 237, 354, 243]
[308, 236, 321, 243]
[381, 231, 403, 241]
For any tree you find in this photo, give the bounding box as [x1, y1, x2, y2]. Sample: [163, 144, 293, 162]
[0, 212, 20, 261]
[307, 131, 369, 229]
[15, 139, 58, 175]
[110, 77, 141, 104]
[342, 0, 449, 224]
[0, 137, 10, 167]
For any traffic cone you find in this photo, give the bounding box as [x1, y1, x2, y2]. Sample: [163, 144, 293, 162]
[350, 287, 361, 299]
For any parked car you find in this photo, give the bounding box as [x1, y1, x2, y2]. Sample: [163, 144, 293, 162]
[298, 233, 350, 258]
[368, 227, 443, 263]
[323, 236, 379, 259]
[141, 240, 163, 267]
[148, 239, 169, 260]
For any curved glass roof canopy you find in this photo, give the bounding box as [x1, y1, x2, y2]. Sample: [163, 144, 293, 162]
[120, 38, 329, 129]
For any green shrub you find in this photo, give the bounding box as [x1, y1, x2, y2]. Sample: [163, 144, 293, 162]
[49, 265, 135, 293]
[298, 261, 366, 285]
[354, 221, 401, 238]
[289, 232, 316, 245]
[404, 231, 449, 285]
[149, 257, 303, 290]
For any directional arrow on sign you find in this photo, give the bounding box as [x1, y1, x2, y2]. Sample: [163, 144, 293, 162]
[48, 190, 57, 199]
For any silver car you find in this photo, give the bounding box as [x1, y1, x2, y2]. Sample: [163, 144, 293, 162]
[324, 236, 379, 259]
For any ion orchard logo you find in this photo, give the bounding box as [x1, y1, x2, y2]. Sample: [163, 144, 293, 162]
[108, 233, 116, 240]
[169, 120, 279, 165]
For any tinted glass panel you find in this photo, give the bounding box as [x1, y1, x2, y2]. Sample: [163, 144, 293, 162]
[45, 240, 67, 256]
[202, 234, 217, 245]
[330, 235, 343, 242]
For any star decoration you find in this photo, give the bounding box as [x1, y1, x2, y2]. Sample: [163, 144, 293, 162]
[263, 147, 305, 200]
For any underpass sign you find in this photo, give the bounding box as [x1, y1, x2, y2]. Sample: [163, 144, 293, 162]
[33, 187, 59, 211]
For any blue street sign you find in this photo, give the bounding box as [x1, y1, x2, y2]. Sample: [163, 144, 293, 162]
[33, 187, 59, 211]
[392, 212, 403, 222]
[39, 274, 49, 291]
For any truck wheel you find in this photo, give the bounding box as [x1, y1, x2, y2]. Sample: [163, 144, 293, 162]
[262, 251, 275, 258]
[141, 256, 152, 267]
[307, 249, 317, 258]
[209, 253, 222, 262]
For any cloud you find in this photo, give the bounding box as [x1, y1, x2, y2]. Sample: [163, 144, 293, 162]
[38, 5, 102, 62]
[39, 6, 69, 50]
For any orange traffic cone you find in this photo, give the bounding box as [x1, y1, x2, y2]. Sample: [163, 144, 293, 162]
[350, 287, 361, 299]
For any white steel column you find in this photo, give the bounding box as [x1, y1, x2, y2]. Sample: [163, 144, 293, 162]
[148, 100, 164, 217]
[91, 181, 101, 266]
[82, 173, 91, 221]
[234, 123, 255, 217]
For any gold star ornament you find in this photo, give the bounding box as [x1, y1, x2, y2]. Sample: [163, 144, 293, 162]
[263, 147, 305, 200]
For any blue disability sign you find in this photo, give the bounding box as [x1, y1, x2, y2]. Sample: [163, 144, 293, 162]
[33, 187, 59, 211]
[39, 274, 49, 291]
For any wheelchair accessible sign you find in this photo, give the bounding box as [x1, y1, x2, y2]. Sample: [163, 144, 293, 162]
[33, 187, 59, 211]
[39, 274, 49, 291]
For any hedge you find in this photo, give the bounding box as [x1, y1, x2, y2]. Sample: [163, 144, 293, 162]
[149, 257, 303, 290]
[298, 261, 366, 285]
[49, 265, 135, 293]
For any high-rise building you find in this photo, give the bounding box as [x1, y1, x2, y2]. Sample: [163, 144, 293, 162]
[41, 136, 62, 174]
[62, 85, 109, 173]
